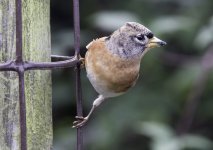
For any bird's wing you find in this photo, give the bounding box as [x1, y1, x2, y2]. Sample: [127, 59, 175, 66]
[86, 40, 95, 49]
[86, 37, 107, 50]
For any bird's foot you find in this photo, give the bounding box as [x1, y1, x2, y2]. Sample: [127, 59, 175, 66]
[74, 56, 85, 70]
[79, 57, 85, 69]
[72, 116, 88, 128]
[74, 56, 85, 71]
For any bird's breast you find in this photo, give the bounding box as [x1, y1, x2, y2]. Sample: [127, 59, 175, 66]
[85, 38, 141, 96]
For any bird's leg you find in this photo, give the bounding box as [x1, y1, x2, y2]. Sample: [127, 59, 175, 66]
[73, 105, 96, 128]
[73, 95, 105, 128]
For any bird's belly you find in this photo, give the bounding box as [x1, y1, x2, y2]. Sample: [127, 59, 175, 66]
[86, 66, 124, 98]
[86, 59, 139, 98]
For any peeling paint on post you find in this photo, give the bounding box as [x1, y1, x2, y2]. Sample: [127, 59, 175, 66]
[0, 0, 53, 149]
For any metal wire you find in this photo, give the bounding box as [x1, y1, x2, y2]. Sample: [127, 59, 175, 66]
[15, 0, 27, 149]
[0, 0, 83, 149]
[73, 0, 84, 149]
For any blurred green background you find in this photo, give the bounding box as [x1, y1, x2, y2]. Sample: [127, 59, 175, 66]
[51, 0, 213, 149]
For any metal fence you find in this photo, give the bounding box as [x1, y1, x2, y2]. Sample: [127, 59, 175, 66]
[0, 0, 83, 149]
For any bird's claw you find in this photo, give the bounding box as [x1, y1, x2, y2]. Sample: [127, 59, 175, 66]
[72, 116, 88, 128]
[74, 57, 85, 71]
[79, 57, 85, 69]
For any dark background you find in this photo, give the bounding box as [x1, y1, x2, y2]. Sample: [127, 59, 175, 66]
[51, 0, 213, 149]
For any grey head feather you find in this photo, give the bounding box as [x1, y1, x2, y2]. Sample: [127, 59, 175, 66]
[106, 22, 153, 59]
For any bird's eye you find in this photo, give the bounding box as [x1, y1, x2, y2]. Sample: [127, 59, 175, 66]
[136, 35, 145, 41]
[146, 33, 154, 39]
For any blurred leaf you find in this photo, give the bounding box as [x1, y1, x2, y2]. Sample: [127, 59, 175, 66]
[181, 135, 213, 149]
[165, 62, 201, 97]
[138, 121, 174, 140]
[151, 16, 196, 34]
[90, 11, 140, 31]
[194, 16, 213, 49]
[138, 122, 213, 150]
[138, 122, 181, 150]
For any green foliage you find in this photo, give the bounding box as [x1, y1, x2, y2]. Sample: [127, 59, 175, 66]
[50, 0, 213, 149]
[139, 122, 213, 150]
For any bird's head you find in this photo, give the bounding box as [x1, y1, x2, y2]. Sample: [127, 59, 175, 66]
[106, 22, 166, 58]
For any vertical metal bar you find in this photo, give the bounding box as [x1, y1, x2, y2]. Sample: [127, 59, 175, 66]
[75, 65, 83, 150]
[16, 0, 23, 63]
[73, 0, 83, 150]
[16, 0, 27, 149]
[18, 71, 27, 150]
[73, 0, 81, 56]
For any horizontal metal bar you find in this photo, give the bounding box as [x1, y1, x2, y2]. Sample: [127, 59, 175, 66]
[0, 61, 16, 71]
[0, 56, 79, 72]
[24, 57, 79, 70]
[51, 55, 74, 61]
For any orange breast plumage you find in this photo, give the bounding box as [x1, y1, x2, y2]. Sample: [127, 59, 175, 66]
[85, 37, 141, 98]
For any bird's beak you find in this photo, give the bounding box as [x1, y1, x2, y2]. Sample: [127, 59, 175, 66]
[147, 36, 167, 48]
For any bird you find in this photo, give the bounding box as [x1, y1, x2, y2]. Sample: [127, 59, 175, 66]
[73, 22, 166, 128]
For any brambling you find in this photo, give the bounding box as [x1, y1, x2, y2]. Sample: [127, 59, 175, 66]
[73, 22, 166, 128]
